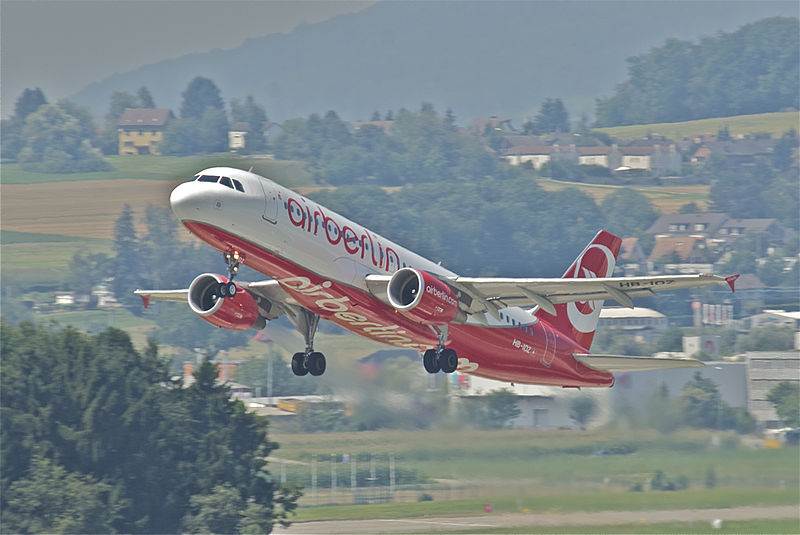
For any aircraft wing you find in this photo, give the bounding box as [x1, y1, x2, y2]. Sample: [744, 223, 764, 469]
[574, 353, 705, 372]
[448, 273, 737, 316]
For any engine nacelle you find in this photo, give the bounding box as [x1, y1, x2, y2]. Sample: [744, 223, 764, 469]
[387, 268, 462, 324]
[188, 273, 261, 330]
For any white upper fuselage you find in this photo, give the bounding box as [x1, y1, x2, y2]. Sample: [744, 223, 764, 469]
[170, 167, 456, 288]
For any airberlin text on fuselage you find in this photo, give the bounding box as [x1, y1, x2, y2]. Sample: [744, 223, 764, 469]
[286, 196, 400, 272]
[278, 276, 426, 350]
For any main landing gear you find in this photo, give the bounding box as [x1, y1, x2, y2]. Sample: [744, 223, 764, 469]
[290, 309, 327, 377]
[422, 325, 458, 374]
[217, 250, 241, 298]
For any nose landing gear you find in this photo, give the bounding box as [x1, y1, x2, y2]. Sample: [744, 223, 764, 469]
[218, 250, 241, 298]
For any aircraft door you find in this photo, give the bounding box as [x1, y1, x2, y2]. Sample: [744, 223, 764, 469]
[258, 178, 278, 223]
[539, 323, 557, 368]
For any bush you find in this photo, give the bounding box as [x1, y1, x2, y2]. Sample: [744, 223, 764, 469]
[418, 493, 434, 502]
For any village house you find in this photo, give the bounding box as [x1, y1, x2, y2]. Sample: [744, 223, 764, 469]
[503, 144, 578, 169]
[690, 139, 775, 166]
[118, 108, 173, 155]
[578, 144, 621, 169]
[619, 144, 681, 174]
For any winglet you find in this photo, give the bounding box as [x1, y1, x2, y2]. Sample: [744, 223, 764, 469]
[725, 274, 740, 293]
[138, 293, 150, 308]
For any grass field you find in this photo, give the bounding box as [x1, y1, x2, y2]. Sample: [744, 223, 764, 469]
[292, 488, 799, 522]
[595, 111, 798, 141]
[456, 519, 799, 535]
[536, 178, 709, 213]
[1, 154, 313, 186]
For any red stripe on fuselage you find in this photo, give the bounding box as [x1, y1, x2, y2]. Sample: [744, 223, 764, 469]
[182, 221, 614, 387]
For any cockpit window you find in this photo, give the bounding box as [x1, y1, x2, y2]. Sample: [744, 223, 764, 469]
[192, 174, 245, 192]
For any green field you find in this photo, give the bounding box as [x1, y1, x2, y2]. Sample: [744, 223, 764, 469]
[293, 488, 799, 522]
[1, 154, 314, 186]
[2, 239, 113, 286]
[595, 111, 798, 141]
[457, 519, 799, 535]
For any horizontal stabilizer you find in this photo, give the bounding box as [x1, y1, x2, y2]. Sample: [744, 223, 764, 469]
[574, 353, 705, 373]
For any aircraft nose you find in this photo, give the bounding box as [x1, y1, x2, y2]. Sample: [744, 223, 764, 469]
[169, 182, 200, 220]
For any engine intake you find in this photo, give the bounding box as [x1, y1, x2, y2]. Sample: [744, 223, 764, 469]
[387, 268, 463, 324]
[188, 273, 262, 330]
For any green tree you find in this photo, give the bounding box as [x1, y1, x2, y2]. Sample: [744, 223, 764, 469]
[17, 102, 110, 173]
[679, 372, 721, 428]
[532, 97, 570, 134]
[197, 107, 229, 153]
[569, 395, 597, 430]
[111, 204, 143, 310]
[735, 325, 795, 352]
[0, 323, 300, 533]
[68, 251, 112, 298]
[182, 484, 244, 534]
[181, 76, 224, 119]
[484, 389, 521, 429]
[766, 381, 800, 428]
[656, 326, 685, 352]
[230, 94, 268, 152]
[1, 455, 121, 534]
[600, 188, 658, 238]
[14, 87, 48, 121]
[137, 85, 156, 108]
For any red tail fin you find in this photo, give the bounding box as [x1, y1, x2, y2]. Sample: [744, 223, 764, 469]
[535, 230, 622, 350]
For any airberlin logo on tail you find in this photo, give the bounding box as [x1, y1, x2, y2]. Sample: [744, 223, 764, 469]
[566, 243, 615, 334]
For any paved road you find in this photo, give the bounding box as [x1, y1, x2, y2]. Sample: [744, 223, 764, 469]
[276, 505, 799, 534]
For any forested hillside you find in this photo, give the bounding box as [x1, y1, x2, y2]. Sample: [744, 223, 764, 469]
[595, 17, 799, 126]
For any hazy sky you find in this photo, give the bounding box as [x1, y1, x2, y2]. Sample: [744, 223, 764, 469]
[0, 0, 373, 118]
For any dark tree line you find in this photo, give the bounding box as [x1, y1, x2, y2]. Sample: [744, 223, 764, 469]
[271, 104, 503, 186]
[595, 17, 799, 126]
[0, 322, 300, 533]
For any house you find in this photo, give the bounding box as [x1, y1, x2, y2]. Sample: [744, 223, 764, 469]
[737, 309, 800, 332]
[504, 144, 577, 169]
[470, 117, 514, 135]
[744, 351, 800, 428]
[118, 108, 173, 155]
[597, 307, 668, 343]
[353, 120, 394, 133]
[577, 144, 621, 169]
[618, 144, 681, 174]
[646, 213, 729, 238]
[228, 122, 250, 151]
[648, 236, 706, 263]
[715, 218, 785, 246]
[691, 139, 775, 166]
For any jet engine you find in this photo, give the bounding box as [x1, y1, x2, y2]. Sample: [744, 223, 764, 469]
[387, 268, 465, 324]
[188, 273, 264, 330]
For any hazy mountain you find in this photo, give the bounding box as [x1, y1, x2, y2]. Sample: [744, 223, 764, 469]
[71, 1, 798, 124]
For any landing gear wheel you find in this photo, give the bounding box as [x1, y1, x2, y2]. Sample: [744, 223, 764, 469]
[423, 349, 440, 374]
[439, 348, 458, 374]
[225, 281, 237, 297]
[291, 352, 309, 376]
[218, 282, 229, 298]
[307, 352, 326, 376]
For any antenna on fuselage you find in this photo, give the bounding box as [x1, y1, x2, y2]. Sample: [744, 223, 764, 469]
[248, 166, 254, 173]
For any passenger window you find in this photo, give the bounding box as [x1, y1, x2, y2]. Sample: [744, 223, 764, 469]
[233, 180, 244, 192]
[220, 177, 234, 189]
[197, 175, 219, 183]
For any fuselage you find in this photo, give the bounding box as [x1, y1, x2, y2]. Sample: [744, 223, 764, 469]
[170, 167, 614, 387]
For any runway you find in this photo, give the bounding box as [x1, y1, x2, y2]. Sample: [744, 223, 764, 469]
[276, 504, 799, 534]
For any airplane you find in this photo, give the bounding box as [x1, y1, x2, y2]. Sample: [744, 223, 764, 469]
[136, 167, 739, 388]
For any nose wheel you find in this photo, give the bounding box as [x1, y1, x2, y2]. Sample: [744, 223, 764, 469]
[218, 250, 241, 298]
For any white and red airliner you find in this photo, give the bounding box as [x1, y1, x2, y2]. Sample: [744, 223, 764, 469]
[137, 167, 738, 387]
